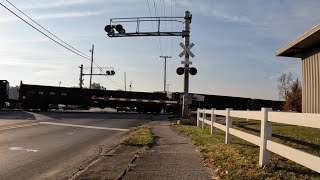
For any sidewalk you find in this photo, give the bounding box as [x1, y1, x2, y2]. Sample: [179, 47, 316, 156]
[74, 120, 213, 180]
[124, 121, 212, 180]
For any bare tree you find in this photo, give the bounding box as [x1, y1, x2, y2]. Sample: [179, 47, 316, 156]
[283, 78, 302, 112]
[278, 72, 293, 100]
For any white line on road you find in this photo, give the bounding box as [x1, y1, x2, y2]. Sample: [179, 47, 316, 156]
[9, 147, 39, 152]
[40, 122, 130, 132]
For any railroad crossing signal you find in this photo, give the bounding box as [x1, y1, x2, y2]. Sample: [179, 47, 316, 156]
[106, 70, 115, 75]
[176, 67, 184, 75]
[179, 42, 195, 58]
[189, 67, 197, 75]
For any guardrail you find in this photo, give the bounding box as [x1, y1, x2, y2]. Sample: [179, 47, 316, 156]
[196, 108, 320, 173]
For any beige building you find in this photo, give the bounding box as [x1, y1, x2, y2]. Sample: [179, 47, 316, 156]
[276, 24, 320, 113]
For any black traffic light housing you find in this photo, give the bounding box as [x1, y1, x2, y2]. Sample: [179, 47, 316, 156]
[177, 67, 197, 75]
[189, 67, 197, 75]
[106, 70, 115, 75]
[176, 67, 184, 75]
[105, 24, 126, 34]
[115, 24, 125, 33]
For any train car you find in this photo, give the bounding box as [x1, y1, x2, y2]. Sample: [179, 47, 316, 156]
[169, 92, 283, 111]
[19, 81, 176, 112]
[0, 80, 9, 109]
[250, 99, 283, 110]
[17, 80, 283, 112]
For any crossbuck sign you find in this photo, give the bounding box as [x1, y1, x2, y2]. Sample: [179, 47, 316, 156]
[179, 42, 195, 58]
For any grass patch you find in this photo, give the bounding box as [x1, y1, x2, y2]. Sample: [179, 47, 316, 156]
[174, 123, 320, 180]
[124, 126, 155, 146]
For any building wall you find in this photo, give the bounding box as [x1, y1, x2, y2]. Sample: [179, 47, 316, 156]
[302, 47, 320, 113]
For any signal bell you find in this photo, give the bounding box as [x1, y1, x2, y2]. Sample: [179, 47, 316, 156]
[176, 67, 184, 75]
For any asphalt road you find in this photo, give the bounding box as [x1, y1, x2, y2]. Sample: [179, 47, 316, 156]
[0, 110, 175, 180]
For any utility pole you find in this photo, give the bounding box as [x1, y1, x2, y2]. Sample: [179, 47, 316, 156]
[166, 83, 171, 92]
[89, 44, 94, 89]
[182, 11, 192, 118]
[160, 56, 172, 93]
[59, 81, 61, 87]
[124, 72, 127, 91]
[79, 64, 84, 88]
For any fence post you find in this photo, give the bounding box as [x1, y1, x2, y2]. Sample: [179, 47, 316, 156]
[202, 109, 205, 129]
[196, 108, 200, 127]
[259, 108, 272, 167]
[225, 108, 233, 144]
[211, 108, 216, 135]
[246, 109, 249, 121]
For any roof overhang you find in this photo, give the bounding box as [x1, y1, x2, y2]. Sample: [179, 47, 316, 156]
[276, 24, 320, 58]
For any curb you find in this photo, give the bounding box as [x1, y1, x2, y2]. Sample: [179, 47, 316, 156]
[66, 130, 133, 180]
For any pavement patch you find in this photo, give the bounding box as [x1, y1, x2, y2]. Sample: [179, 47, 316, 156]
[73, 145, 142, 180]
[40, 122, 130, 132]
[0, 122, 40, 131]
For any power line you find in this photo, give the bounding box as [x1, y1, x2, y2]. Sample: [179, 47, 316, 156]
[106, 76, 124, 90]
[0, 1, 91, 61]
[170, 0, 173, 57]
[162, 0, 168, 55]
[153, 0, 163, 55]
[146, 0, 163, 55]
[146, 0, 153, 17]
[93, 61, 124, 90]
[1, 0, 124, 90]
[4, 0, 91, 59]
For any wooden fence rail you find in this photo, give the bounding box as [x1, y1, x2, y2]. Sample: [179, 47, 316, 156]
[197, 108, 320, 173]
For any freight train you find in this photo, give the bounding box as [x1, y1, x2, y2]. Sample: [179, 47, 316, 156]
[0, 80, 9, 109]
[0, 80, 283, 112]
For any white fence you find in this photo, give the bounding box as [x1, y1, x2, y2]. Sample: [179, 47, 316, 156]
[197, 108, 320, 173]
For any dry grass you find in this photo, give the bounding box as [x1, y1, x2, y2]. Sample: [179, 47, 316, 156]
[174, 121, 320, 180]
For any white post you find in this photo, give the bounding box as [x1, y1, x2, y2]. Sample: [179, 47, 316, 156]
[225, 108, 232, 144]
[259, 108, 272, 167]
[202, 109, 205, 129]
[196, 108, 200, 127]
[211, 108, 216, 135]
[246, 109, 249, 121]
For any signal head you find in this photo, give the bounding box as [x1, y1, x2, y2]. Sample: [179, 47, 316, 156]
[189, 67, 197, 75]
[176, 67, 184, 75]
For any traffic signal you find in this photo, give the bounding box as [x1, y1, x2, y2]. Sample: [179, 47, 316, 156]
[176, 67, 184, 75]
[106, 70, 115, 75]
[104, 25, 114, 34]
[189, 67, 197, 75]
[104, 24, 126, 34]
[115, 24, 125, 33]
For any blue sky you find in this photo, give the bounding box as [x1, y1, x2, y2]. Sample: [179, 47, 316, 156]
[0, 0, 319, 100]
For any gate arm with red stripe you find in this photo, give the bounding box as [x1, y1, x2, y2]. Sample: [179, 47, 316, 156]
[92, 96, 178, 104]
